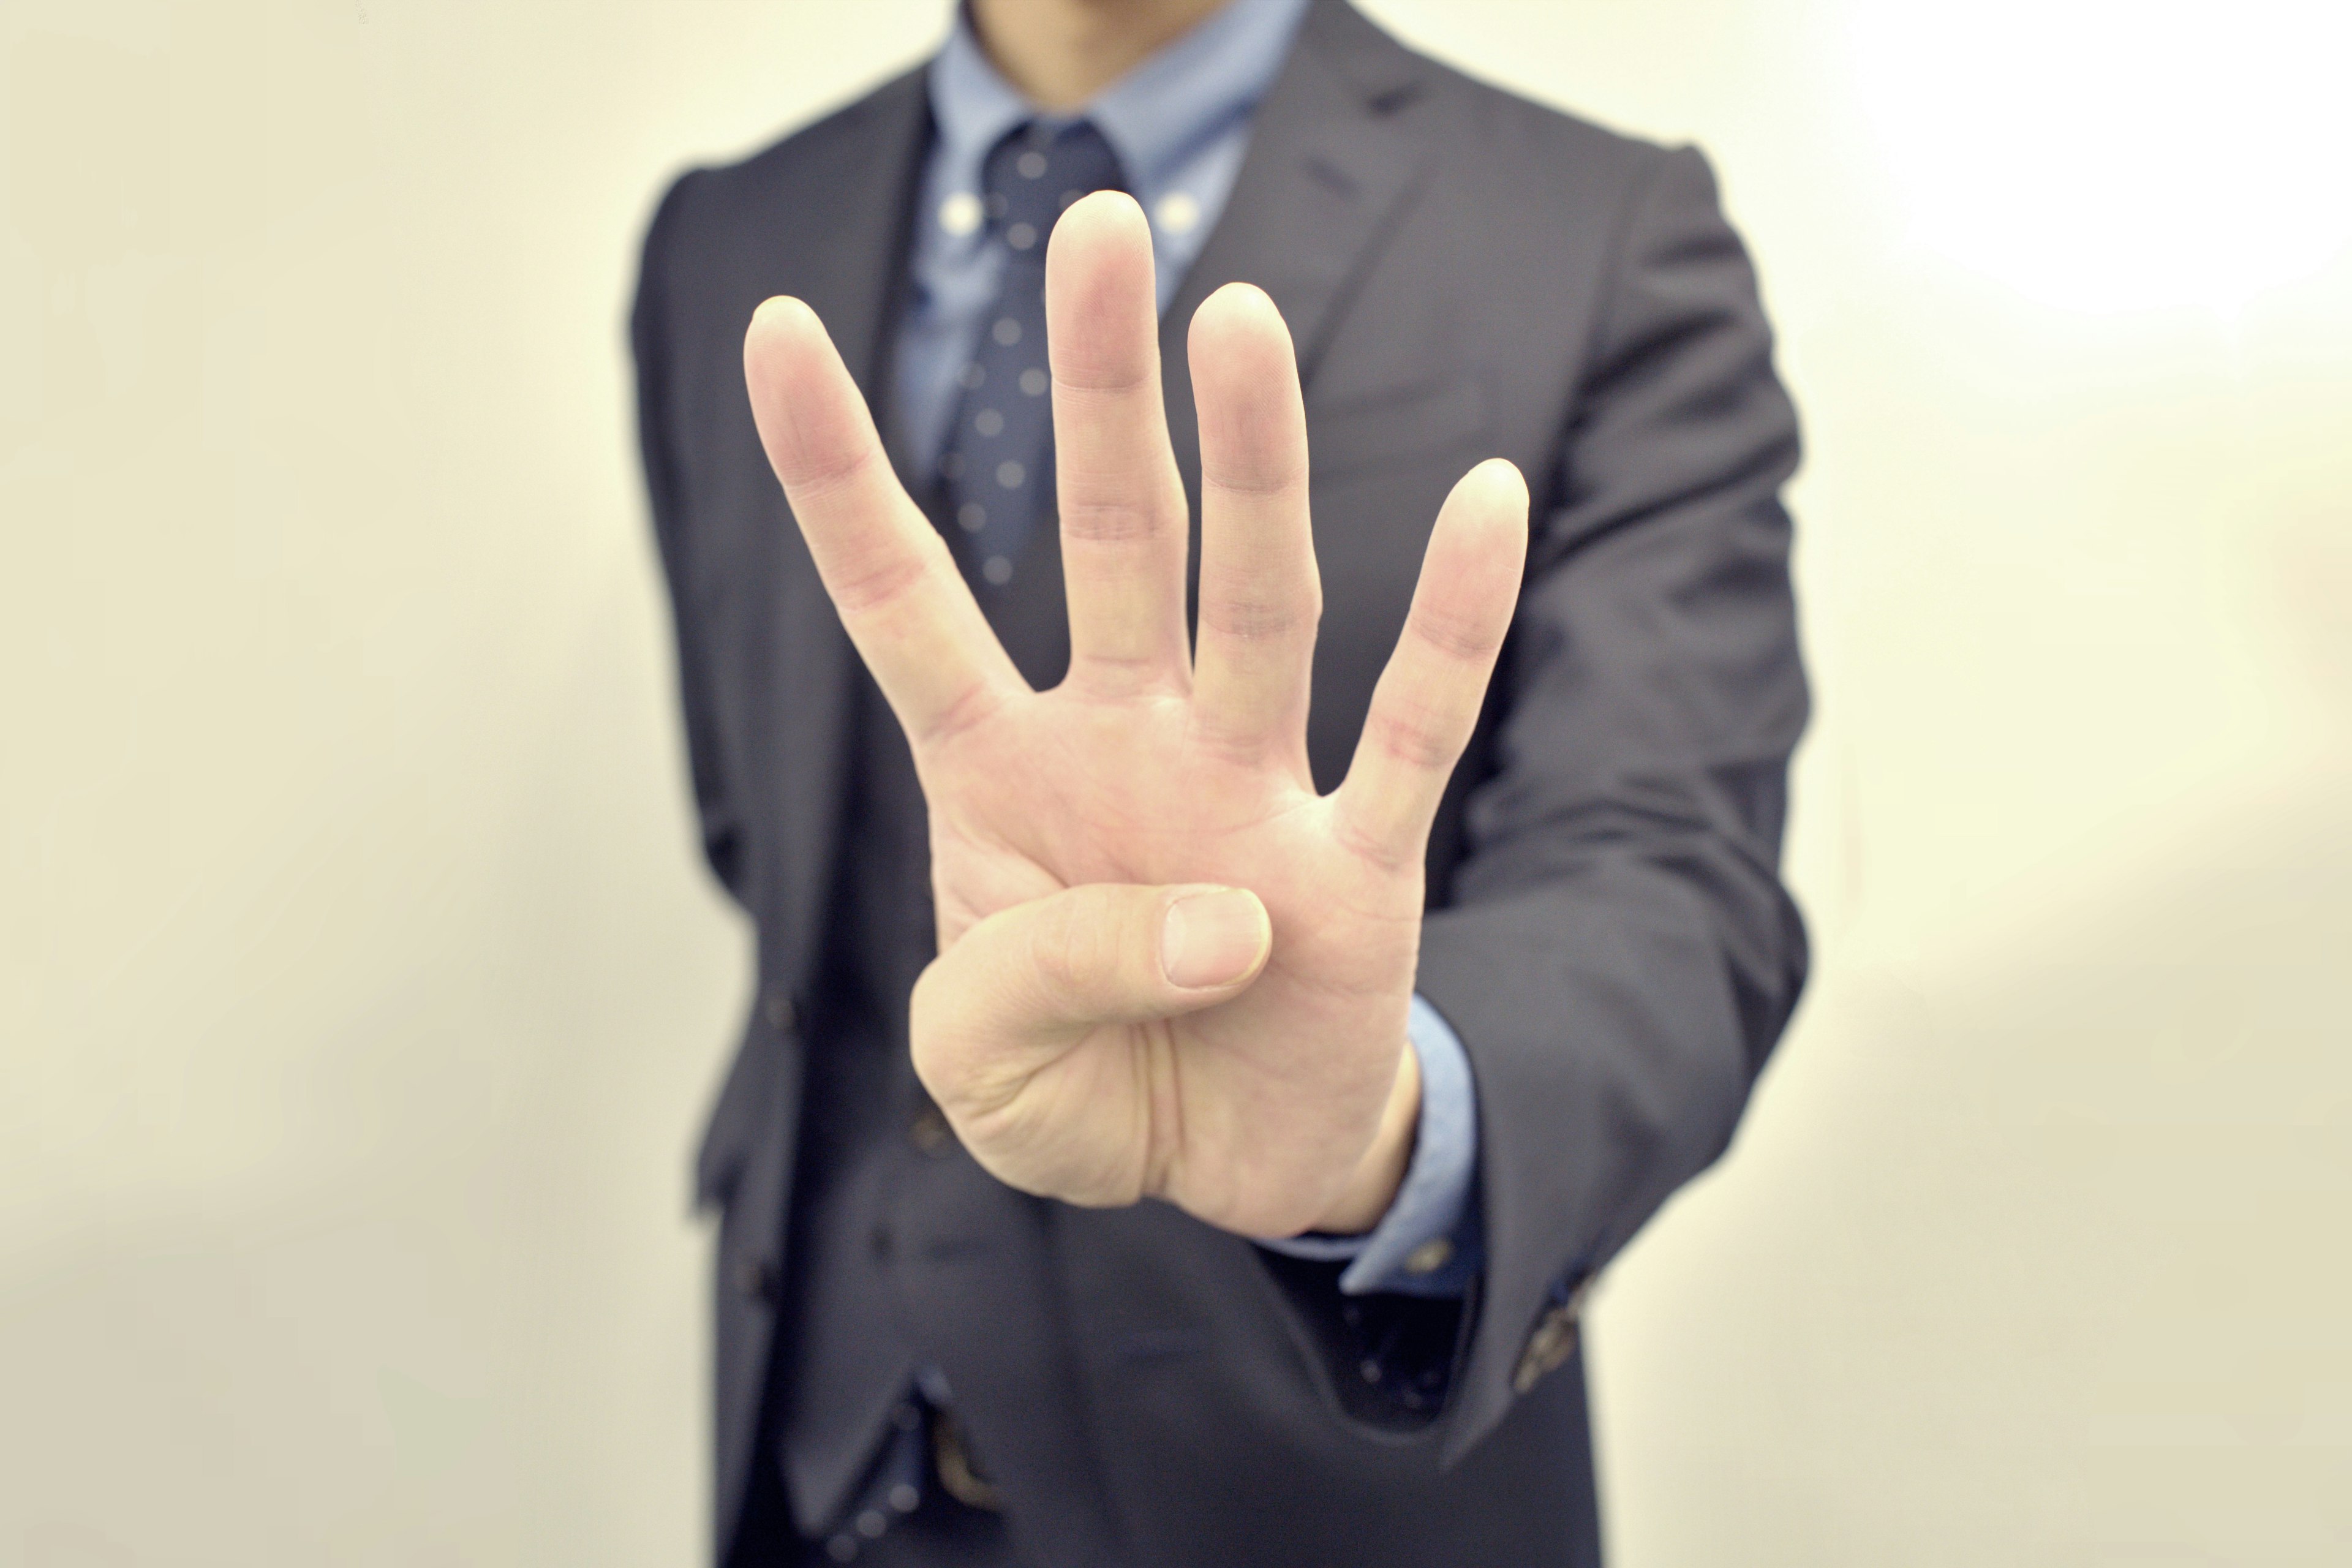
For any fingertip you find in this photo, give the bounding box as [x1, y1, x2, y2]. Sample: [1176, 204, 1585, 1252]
[1419, 460, 1529, 621]
[747, 294, 818, 345]
[744, 296, 826, 388]
[1047, 190, 1153, 285]
[1187, 285, 1300, 427]
[1465, 456, 1529, 515]
[1057, 187, 1149, 236]
[1206, 280, 1276, 315]
[1440, 459, 1532, 556]
[1046, 192, 1159, 380]
[1480, 456, 1530, 508]
[1188, 281, 1287, 352]
[1160, 884, 1273, 992]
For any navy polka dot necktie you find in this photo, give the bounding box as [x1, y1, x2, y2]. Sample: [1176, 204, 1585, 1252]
[940, 119, 1126, 590]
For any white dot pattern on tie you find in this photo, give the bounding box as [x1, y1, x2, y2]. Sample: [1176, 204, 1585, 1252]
[937, 119, 1127, 590]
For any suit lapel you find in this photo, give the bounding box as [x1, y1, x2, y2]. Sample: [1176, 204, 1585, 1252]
[1159, 0, 1434, 494]
[768, 70, 933, 987]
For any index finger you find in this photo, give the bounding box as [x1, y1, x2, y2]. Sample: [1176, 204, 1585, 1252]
[744, 296, 1025, 742]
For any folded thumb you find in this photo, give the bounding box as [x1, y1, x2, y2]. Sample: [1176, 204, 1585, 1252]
[918, 881, 1272, 1063]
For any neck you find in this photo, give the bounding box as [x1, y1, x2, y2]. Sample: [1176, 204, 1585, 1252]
[968, 0, 1236, 112]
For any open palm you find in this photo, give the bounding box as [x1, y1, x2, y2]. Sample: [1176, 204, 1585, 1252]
[744, 194, 1525, 1240]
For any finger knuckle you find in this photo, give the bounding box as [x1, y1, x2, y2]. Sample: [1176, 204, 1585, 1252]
[1332, 808, 1413, 874]
[1199, 561, 1317, 641]
[826, 541, 937, 617]
[1201, 459, 1306, 500]
[1411, 600, 1504, 663]
[783, 441, 882, 505]
[911, 679, 1005, 748]
[1048, 365, 1153, 399]
[1370, 706, 1456, 772]
[1057, 496, 1166, 545]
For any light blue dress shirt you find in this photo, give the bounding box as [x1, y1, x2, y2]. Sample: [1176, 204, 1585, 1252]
[894, 0, 1480, 1298]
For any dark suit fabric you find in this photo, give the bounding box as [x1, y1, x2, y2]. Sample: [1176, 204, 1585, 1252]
[630, 3, 1808, 1564]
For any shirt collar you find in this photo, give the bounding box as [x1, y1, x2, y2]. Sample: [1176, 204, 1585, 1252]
[925, 0, 1311, 205]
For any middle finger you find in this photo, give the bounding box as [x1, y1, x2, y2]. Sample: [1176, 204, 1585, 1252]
[1046, 193, 1194, 698]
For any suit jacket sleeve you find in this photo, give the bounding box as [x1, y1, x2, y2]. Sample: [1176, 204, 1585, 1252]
[1411, 141, 1809, 1461]
[633, 168, 750, 907]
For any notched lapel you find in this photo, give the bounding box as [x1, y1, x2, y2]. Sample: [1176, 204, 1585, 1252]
[1158, 0, 1436, 494]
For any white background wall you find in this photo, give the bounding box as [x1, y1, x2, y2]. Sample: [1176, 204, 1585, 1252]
[3, 2, 2346, 1563]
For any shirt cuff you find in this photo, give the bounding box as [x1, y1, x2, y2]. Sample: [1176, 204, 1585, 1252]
[1256, 994, 1483, 1297]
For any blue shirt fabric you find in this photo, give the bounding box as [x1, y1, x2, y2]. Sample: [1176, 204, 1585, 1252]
[893, 0, 1480, 1298]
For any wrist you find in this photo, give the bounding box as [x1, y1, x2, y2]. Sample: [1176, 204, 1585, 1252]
[1309, 1037, 1421, 1235]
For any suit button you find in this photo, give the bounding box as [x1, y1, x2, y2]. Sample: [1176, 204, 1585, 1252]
[763, 990, 797, 1031]
[735, 1255, 781, 1306]
[908, 1104, 952, 1156]
[1402, 1238, 1453, 1275]
[1513, 1279, 1592, 1394]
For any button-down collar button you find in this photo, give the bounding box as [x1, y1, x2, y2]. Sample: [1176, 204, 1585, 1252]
[938, 190, 982, 236]
[1153, 190, 1202, 235]
[908, 1104, 952, 1156]
[1402, 1237, 1453, 1275]
[1512, 1282, 1591, 1394]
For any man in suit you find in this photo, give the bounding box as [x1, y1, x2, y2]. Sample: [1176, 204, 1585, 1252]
[630, 1, 1808, 1563]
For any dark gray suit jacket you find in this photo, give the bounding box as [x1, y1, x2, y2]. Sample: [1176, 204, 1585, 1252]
[631, 3, 1807, 1562]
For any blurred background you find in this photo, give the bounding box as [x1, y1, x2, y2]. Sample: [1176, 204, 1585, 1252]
[3, 0, 2346, 1562]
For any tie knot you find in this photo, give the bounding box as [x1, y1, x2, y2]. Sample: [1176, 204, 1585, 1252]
[981, 119, 1126, 252]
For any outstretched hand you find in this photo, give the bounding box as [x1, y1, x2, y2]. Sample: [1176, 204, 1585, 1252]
[743, 192, 1526, 1240]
